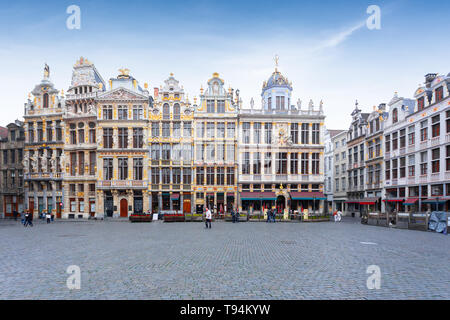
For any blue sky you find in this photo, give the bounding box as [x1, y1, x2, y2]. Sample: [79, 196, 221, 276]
[1, 0, 449, 129]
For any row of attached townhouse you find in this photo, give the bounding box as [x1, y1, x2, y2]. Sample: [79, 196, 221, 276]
[16, 58, 326, 219]
[326, 72, 450, 217]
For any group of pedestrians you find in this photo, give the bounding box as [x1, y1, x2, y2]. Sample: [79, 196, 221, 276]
[266, 208, 277, 223]
[230, 208, 240, 223]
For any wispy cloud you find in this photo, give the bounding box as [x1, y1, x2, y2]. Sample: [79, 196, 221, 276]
[313, 21, 366, 52]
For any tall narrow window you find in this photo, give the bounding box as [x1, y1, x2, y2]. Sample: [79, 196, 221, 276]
[301, 153, 309, 174]
[242, 122, 250, 144]
[118, 158, 128, 180]
[133, 128, 143, 148]
[432, 115, 440, 138]
[312, 153, 320, 174]
[163, 104, 170, 120]
[254, 123, 261, 144]
[312, 123, 320, 144]
[432, 148, 440, 173]
[392, 108, 398, 123]
[290, 123, 298, 144]
[290, 153, 298, 174]
[264, 152, 272, 174]
[301, 123, 309, 144]
[264, 123, 272, 144]
[253, 152, 261, 174]
[43, 93, 49, 108]
[217, 100, 225, 113]
[118, 106, 128, 120]
[242, 152, 250, 174]
[103, 158, 113, 180]
[118, 128, 128, 148]
[173, 103, 180, 120]
[133, 158, 143, 181]
[103, 128, 113, 148]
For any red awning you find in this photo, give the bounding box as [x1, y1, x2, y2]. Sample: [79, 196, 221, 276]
[359, 197, 380, 205]
[383, 198, 404, 202]
[404, 198, 419, 205]
[290, 192, 326, 200]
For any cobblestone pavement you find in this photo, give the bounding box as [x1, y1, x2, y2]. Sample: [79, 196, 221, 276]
[0, 218, 449, 300]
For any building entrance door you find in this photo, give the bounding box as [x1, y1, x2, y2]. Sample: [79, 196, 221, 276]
[105, 195, 113, 217]
[120, 199, 128, 217]
[183, 199, 191, 214]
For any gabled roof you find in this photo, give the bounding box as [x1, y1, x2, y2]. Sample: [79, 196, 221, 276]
[328, 129, 345, 138]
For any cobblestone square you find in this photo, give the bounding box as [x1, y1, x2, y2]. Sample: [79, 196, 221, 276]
[0, 218, 449, 300]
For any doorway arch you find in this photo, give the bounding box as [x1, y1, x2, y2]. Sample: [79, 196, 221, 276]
[276, 195, 286, 213]
[120, 199, 128, 218]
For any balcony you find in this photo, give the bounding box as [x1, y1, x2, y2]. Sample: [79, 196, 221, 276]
[385, 152, 390, 160]
[431, 136, 440, 147]
[99, 180, 148, 189]
[407, 177, 416, 184]
[430, 173, 440, 182]
[65, 92, 98, 100]
[407, 144, 415, 153]
[399, 147, 406, 156]
[419, 175, 427, 183]
[420, 140, 428, 149]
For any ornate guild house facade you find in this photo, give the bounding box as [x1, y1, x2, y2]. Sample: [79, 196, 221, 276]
[23, 66, 65, 218]
[193, 73, 239, 214]
[149, 74, 194, 214]
[238, 66, 325, 215]
[63, 57, 106, 219]
[96, 69, 150, 218]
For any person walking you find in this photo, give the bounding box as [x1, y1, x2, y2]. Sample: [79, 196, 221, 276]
[23, 211, 29, 227]
[46, 212, 51, 224]
[231, 208, 236, 223]
[205, 207, 212, 229]
[266, 208, 271, 223]
[337, 210, 342, 222]
[333, 210, 338, 222]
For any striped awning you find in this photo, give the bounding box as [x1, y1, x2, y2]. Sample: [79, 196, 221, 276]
[403, 198, 419, 205]
[290, 192, 326, 200]
[240, 192, 277, 200]
[383, 198, 404, 202]
[359, 197, 380, 205]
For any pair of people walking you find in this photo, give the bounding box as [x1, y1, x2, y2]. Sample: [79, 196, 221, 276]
[333, 210, 342, 222]
[266, 208, 276, 223]
[23, 211, 33, 227]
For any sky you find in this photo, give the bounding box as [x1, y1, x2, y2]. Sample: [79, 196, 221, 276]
[0, 0, 449, 129]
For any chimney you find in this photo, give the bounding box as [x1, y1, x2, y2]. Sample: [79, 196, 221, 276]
[425, 73, 437, 88]
[154, 87, 159, 98]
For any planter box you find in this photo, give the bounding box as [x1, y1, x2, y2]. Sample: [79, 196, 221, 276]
[303, 216, 330, 222]
[129, 215, 152, 223]
[164, 214, 185, 222]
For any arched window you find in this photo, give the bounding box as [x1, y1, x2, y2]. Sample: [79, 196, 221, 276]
[163, 103, 170, 120]
[392, 108, 398, 123]
[43, 93, 49, 108]
[173, 103, 180, 120]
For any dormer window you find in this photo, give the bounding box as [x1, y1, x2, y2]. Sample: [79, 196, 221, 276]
[418, 97, 425, 111]
[43, 93, 49, 108]
[392, 108, 398, 123]
[435, 86, 443, 103]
